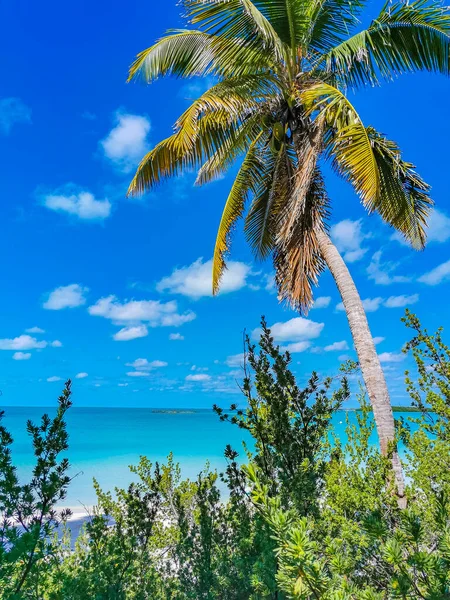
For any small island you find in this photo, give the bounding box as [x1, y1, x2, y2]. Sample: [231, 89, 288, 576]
[151, 409, 196, 415]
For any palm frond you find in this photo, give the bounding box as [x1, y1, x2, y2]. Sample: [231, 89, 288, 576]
[367, 127, 433, 249]
[128, 30, 216, 82]
[196, 114, 263, 185]
[245, 143, 295, 259]
[128, 75, 281, 196]
[175, 74, 281, 154]
[182, 0, 286, 63]
[309, 0, 365, 54]
[301, 83, 380, 209]
[212, 133, 268, 293]
[252, 0, 318, 57]
[128, 115, 247, 196]
[318, 0, 450, 87]
[274, 169, 330, 313]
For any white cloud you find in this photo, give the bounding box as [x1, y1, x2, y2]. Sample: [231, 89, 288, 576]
[89, 296, 195, 328]
[263, 274, 276, 294]
[384, 294, 419, 308]
[169, 333, 184, 341]
[280, 341, 311, 353]
[157, 258, 250, 298]
[392, 209, 450, 245]
[44, 284, 88, 310]
[311, 296, 331, 309]
[367, 251, 410, 285]
[379, 352, 405, 363]
[127, 371, 150, 377]
[337, 297, 384, 313]
[330, 219, 369, 263]
[126, 358, 168, 370]
[324, 340, 349, 352]
[47, 376, 62, 383]
[418, 260, 450, 286]
[13, 352, 31, 361]
[185, 373, 211, 382]
[25, 326, 45, 334]
[118, 383, 129, 387]
[225, 353, 245, 367]
[51, 340, 63, 348]
[373, 336, 385, 346]
[255, 316, 324, 342]
[75, 372, 89, 379]
[0, 335, 47, 350]
[101, 111, 151, 172]
[426, 209, 450, 243]
[43, 190, 111, 221]
[113, 325, 148, 341]
[0, 97, 31, 134]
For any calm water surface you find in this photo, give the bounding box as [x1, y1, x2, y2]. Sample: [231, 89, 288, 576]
[1, 407, 420, 507]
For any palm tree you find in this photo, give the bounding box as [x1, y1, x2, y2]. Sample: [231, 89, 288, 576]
[127, 0, 450, 501]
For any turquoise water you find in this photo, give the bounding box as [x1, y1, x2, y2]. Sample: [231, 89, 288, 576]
[1, 407, 418, 507]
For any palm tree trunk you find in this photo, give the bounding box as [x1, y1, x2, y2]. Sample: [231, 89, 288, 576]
[316, 228, 406, 506]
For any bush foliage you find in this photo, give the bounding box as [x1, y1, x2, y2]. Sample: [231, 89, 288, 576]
[1, 314, 449, 599]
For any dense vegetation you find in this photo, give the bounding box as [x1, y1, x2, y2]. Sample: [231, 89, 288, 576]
[1, 312, 449, 599]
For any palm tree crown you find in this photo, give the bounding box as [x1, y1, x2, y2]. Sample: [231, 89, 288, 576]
[127, 0, 449, 311]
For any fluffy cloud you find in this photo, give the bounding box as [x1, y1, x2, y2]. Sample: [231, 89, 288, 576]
[13, 352, 31, 360]
[0, 334, 62, 352]
[43, 190, 111, 221]
[0, 97, 31, 134]
[75, 372, 89, 379]
[127, 371, 150, 377]
[169, 333, 184, 341]
[280, 341, 311, 353]
[113, 325, 148, 341]
[0, 335, 47, 350]
[418, 260, 450, 286]
[311, 296, 331, 309]
[379, 352, 405, 363]
[185, 373, 211, 382]
[44, 284, 88, 310]
[225, 353, 245, 367]
[384, 294, 419, 308]
[324, 340, 349, 352]
[157, 258, 251, 298]
[101, 111, 151, 172]
[373, 336, 385, 346]
[89, 296, 195, 328]
[126, 358, 168, 370]
[392, 209, 450, 245]
[25, 326, 45, 334]
[367, 251, 410, 285]
[47, 376, 62, 382]
[255, 317, 324, 343]
[426, 209, 450, 243]
[330, 219, 369, 263]
[362, 299, 384, 312]
[336, 295, 417, 312]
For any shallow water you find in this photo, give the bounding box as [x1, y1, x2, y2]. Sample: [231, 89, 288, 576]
[1, 406, 421, 507]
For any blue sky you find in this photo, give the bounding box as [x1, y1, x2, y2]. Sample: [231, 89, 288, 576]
[0, 0, 449, 408]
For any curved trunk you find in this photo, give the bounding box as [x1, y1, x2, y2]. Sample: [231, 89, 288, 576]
[316, 229, 406, 506]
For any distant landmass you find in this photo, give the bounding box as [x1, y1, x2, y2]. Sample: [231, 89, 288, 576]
[151, 409, 197, 414]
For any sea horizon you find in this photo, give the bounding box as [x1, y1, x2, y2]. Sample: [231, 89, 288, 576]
[3, 405, 421, 510]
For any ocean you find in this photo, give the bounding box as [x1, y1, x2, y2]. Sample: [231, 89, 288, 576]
[1, 406, 419, 509]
